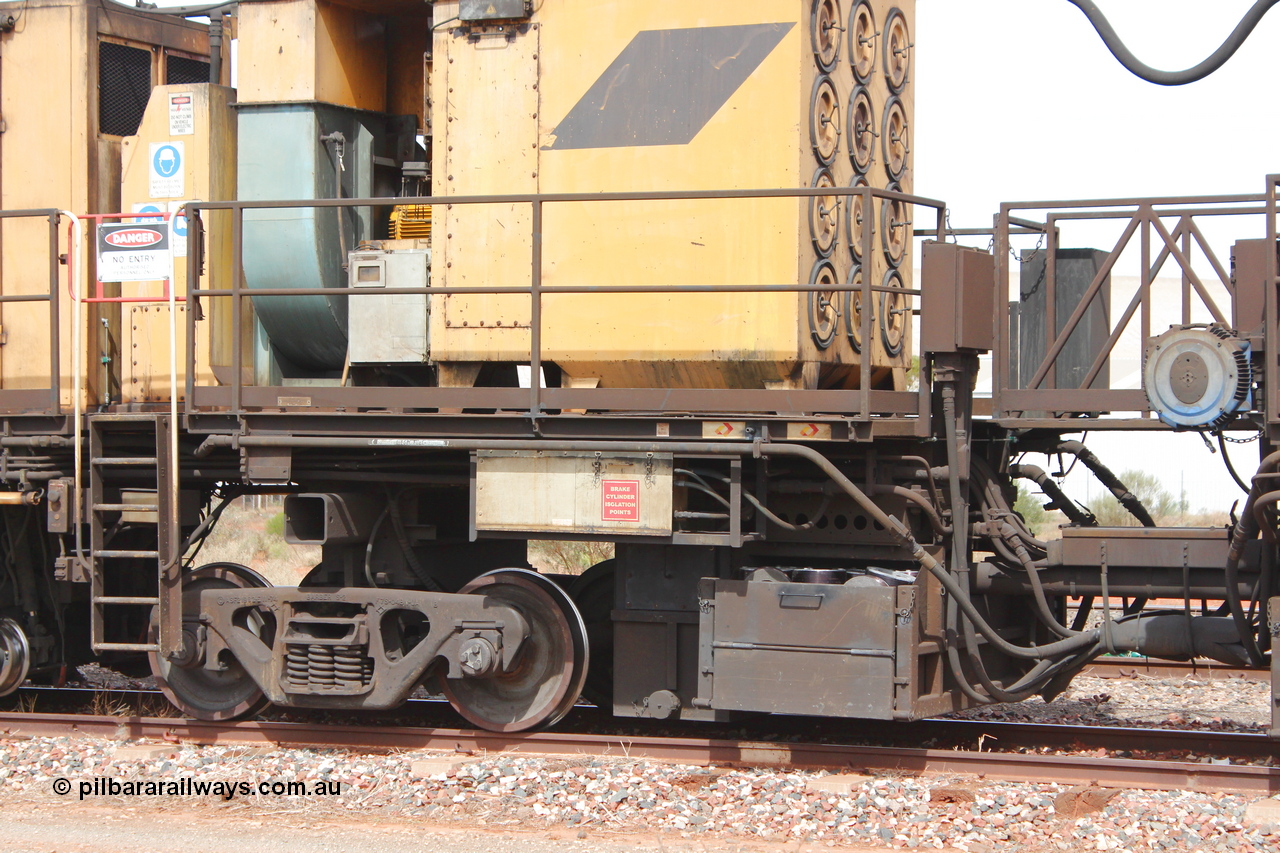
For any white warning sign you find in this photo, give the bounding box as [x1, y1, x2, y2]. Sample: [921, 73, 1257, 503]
[97, 223, 171, 283]
[149, 141, 184, 199]
[130, 202, 165, 224]
[168, 92, 194, 136]
[168, 201, 192, 258]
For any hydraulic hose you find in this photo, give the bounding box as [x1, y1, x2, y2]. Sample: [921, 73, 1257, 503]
[936, 382, 1097, 666]
[1226, 453, 1280, 665]
[1055, 440, 1155, 527]
[1010, 463, 1097, 527]
[1065, 0, 1280, 86]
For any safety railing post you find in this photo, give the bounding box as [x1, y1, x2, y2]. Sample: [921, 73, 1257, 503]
[859, 184, 873, 422]
[185, 208, 200, 415]
[530, 197, 543, 420]
[231, 205, 243, 414]
[47, 212, 61, 415]
[1268, 176, 1279, 424]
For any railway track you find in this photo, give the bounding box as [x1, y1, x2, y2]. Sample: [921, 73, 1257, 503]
[2, 707, 1276, 796]
[7, 683, 1272, 753]
[1082, 658, 1272, 682]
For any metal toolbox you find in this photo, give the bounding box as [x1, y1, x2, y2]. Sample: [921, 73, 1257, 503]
[696, 578, 898, 718]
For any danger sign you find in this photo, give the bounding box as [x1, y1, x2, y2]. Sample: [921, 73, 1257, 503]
[602, 480, 640, 522]
[97, 222, 171, 282]
[168, 92, 194, 136]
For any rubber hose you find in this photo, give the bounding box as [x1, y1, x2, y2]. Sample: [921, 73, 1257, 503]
[1010, 463, 1098, 527]
[1065, 0, 1280, 86]
[1055, 440, 1155, 527]
[1225, 451, 1280, 666]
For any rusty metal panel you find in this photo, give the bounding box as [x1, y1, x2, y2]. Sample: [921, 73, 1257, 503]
[1231, 239, 1270, 336]
[1016, 249, 1111, 391]
[711, 579, 895, 649]
[243, 445, 291, 484]
[710, 648, 893, 718]
[702, 579, 897, 718]
[921, 241, 996, 353]
[474, 450, 672, 535]
[1050, 526, 1230, 570]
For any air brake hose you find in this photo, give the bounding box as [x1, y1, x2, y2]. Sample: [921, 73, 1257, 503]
[1065, 0, 1280, 86]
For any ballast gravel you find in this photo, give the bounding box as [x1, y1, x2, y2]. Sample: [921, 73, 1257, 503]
[1, 733, 1277, 852]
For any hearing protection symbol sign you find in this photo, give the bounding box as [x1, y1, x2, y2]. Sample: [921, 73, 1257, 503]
[149, 142, 185, 199]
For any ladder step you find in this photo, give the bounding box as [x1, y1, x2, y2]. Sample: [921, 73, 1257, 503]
[93, 549, 160, 559]
[91, 456, 159, 466]
[93, 595, 160, 605]
[92, 503, 159, 513]
[94, 642, 160, 652]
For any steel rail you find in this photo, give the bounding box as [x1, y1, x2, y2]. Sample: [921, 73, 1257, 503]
[1083, 658, 1271, 682]
[1, 712, 1275, 795]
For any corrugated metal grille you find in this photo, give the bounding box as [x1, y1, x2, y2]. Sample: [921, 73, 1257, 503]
[166, 55, 210, 86]
[99, 42, 151, 137]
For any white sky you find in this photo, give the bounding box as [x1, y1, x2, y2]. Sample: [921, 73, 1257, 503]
[167, 0, 1275, 515]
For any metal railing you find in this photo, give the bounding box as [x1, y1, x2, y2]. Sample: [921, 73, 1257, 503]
[992, 189, 1266, 425]
[1266, 174, 1280, 426]
[183, 186, 946, 425]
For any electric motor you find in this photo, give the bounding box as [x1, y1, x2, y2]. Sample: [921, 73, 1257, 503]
[1142, 325, 1251, 429]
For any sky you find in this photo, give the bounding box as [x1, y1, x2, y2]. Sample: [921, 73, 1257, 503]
[162, 0, 1277, 516]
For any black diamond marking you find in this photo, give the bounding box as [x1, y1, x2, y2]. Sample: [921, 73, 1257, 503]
[546, 23, 796, 150]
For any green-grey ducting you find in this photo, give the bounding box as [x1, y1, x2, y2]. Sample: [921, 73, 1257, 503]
[237, 103, 394, 371]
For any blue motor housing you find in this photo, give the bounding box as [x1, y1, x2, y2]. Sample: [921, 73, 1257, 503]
[1143, 325, 1251, 429]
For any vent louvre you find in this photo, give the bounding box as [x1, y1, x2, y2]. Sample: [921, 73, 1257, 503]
[166, 55, 210, 86]
[99, 42, 151, 137]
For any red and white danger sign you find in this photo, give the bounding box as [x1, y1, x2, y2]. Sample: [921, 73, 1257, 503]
[97, 223, 171, 282]
[602, 479, 640, 522]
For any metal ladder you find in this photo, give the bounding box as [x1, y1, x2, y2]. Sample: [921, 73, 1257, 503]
[87, 414, 182, 655]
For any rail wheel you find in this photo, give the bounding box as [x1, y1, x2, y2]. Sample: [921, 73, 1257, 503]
[568, 560, 615, 709]
[441, 568, 588, 732]
[149, 562, 273, 722]
[0, 618, 31, 697]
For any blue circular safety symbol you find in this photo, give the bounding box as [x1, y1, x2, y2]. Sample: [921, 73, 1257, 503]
[136, 204, 163, 222]
[153, 145, 181, 178]
[172, 211, 188, 237]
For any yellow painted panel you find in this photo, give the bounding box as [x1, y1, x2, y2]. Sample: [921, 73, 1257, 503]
[431, 22, 539, 362]
[119, 84, 238, 403]
[0, 1, 98, 405]
[314, 0, 387, 111]
[236, 0, 319, 103]
[239, 0, 389, 111]
[536, 0, 810, 387]
[425, 0, 914, 389]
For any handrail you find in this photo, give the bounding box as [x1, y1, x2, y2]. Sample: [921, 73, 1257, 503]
[183, 185, 947, 423]
[992, 188, 1269, 422]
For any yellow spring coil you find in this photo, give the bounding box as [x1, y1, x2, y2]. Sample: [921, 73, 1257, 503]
[389, 205, 432, 240]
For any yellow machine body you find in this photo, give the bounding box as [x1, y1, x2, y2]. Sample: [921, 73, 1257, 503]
[429, 0, 914, 390]
[118, 83, 242, 404]
[0, 0, 220, 409]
